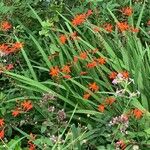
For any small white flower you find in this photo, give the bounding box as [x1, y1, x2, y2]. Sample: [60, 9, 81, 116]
[129, 92, 137, 98]
[133, 145, 139, 150]
[117, 73, 123, 78]
[87, 114, 90, 117]
[115, 89, 124, 96]
[0, 51, 6, 57]
[129, 78, 135, 84]
[83, 140, 87, 143]
[3, 59, 7, 62]
[112, 79, 118, 84]
[136, 90, 140, 95]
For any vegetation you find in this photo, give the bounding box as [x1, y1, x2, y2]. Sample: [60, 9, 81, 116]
[0, 0, 150, 149]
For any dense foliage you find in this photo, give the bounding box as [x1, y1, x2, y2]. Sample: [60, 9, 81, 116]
[0, 0, 150, 149]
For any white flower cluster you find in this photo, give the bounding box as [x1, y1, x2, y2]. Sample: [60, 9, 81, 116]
[112, 73, 132, 85]
[112, 73, 140, 98]
[109, 114, 129, 134]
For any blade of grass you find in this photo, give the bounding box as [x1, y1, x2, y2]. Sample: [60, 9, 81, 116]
[14, 35, 38, 81]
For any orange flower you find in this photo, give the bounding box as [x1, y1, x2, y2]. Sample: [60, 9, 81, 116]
[87, 61, 97, 68]
[91, 48, 99, 54]
[98, 104, 105, 112]
[0, 42, 23, 55]
[70, 31, 78, 40]
[21, 100, 33, 111]
[71, 10, 92, 26]
[86, 10, 93, 17]
[0, 119, 4, 127]
[96, 57, 106, 65]
[63, 75, 71, 79]
[12, 42, 23, 50]
[28, 142, 36, 150]
[121, 7, 133, 16]
[117, 22, 129, 32]
[59, 34, 67, 44]
[0, 44, 9, 52]
[89, 82, 99, 92]
[0, 21, 12, 31]
[12, 109, 20, 117]
[0, 130, 4, 139]
[71, 13, 87, 26]
[147, 20, 150, 26]
[120, 142, 126, 150]
[116, 140, 126, 150]
[28, 133, 36, 145]
[80, 71, 88, 75]
[61, 65, 71, 74]
[105, 97, 116, 105]
[73, 56, 78, 63]
[103, 23, 113, 32]
[0, 42, 22, 55]
[80, 52, 87, 59]
[133, 108, 143, 119]
[109, 71, 117, 79]
[122, 71, 129, 79]
[5, 64, 14, 70]
[83, 93, 90, 100]
[130, 26, 139, 33]
[49, 66, 60, 77]
[93, 27, 100, 32]
[27, 133, 36, 150]
[29, 133, 36, 141]
[7, 42, 23, 54]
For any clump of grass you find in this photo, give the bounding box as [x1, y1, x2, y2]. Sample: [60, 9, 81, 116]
[0, 0, 150, 149]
